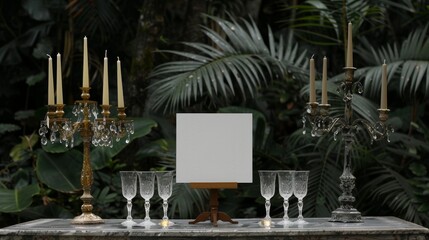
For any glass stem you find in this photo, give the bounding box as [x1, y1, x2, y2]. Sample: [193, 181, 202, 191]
[162, 199, 168, 220]
[144, 199, 150, 221]
[127, 199, 133, 220]
[298, 198, 303, 220]
[265, 199, 271, 219]
[283, 199, 289, 221]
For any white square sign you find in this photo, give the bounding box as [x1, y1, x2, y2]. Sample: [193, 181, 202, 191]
[176, 113, 253, 183]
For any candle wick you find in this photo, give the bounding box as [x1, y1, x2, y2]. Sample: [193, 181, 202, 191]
[105, 50, 107, 58]
[117, 56, 120, 61]
[384, 59, 386, 64]
[46, 54, 51, 58]
[311, 54, 315, 59]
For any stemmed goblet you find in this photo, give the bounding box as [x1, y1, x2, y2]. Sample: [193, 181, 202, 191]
[277, 170, 294, 225]
[120, 171, 138, 227]
[156, 171, 175, 227]
[137, 171, 156, 226]
[258, 170, 277, 227]
[294, 171, 309, 224]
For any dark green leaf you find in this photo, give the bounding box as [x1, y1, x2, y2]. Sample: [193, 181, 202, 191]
[14, 110, 35, 121]
[21, 0, 51, 21]
[9, 134, 39, 162]
[26, 72, 46, 86]
[0, 123, 20, 135]
[409, 163, 427, 177]
[19, 204, 73, 219]
[36, 149, 83, 193]
[0, 184, 40, 213]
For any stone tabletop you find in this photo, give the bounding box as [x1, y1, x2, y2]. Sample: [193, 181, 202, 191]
[0, 217, 428, 240]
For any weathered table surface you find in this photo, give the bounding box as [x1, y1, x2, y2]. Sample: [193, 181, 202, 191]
[0, 216, 428, 240]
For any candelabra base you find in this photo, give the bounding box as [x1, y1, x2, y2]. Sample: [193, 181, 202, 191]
[71, 213, 104, 225]
[330, 208, 362, 223]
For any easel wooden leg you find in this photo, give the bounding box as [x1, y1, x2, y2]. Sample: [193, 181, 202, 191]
[189, 189, 238, 226]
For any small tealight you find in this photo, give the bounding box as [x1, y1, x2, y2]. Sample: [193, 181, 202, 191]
[160, 219, 170, 228]
[260, 219, 272, 228]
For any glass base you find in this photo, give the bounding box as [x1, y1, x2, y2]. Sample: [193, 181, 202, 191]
[276, 219, 293, 226]
[121, 219, 137, 227]
[139, 219, 156, 227]
[295, 218, 308, 225]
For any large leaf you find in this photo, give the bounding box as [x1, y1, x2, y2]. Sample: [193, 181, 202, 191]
[0, 184, 40, 213]
[36, 149, 83, 193]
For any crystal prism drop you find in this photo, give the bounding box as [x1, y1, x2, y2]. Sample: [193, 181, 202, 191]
[41, 137, 48, 145]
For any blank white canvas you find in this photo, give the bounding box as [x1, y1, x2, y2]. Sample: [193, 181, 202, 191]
[176, 113, 252, 183]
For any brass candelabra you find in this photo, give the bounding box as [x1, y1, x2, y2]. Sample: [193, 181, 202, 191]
[38, 87, 134, 224]
[302, 66, 393, 223]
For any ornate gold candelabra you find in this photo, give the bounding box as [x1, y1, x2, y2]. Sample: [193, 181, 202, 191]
[302, 66, 393, 222]
[38, 87, 134, 224]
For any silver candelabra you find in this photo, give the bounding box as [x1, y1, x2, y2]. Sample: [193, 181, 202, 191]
[302, 66, 393, 223]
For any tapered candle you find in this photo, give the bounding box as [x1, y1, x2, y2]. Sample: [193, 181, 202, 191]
[56, 53, 63, 104]
[309, 56, 316, 103]
[346, 22, 353, 67]
[102, 50, 109, 105]
[82, 36, 89, 88]
[321, 56, 328, 104]
[381, 60, 388, 109]
[117, 57, 124, 108]
[47, 55, 54, 105]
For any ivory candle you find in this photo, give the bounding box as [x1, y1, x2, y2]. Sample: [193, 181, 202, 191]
[381, 60, 388, 109]
[309, 56, 316, 103]
[47, 55, 54, 105]
[117, 57, 124, 108]
[346, 22, 353, 68]
[56, 53, 63, 104]
[83, 36, 89, 88]
[102, 50, 109, 105]
[321, 56, 328, 104]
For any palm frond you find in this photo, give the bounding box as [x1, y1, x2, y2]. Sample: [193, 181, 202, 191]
[169, 183, 209, 218]
[149, 15, 308, 113]
[277, 0, 384, 45]
[355, 24, 429, 101]
[67, 0, 122, 42]
[360, 166, 429, 225]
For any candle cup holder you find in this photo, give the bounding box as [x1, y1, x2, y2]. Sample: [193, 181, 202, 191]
[302, 66, 393, 223]
[39, 88, 134, 224]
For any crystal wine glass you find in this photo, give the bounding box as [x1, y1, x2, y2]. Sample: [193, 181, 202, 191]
[258, 170, 277, 227]
[137, 171, 156, 226]
[293, 171, 309, 224]
[120, 171, 138, 227]
[156, 171, 175, 227]
[277, 170, 295, 225]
